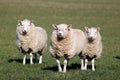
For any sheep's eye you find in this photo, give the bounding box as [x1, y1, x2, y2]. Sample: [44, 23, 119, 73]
[18, 24, 23, 26]
[22, 26, 24, 28]
[86, 31, 89, 34]
[18, 24, 21, 26]
[65, 28, 67, 30]
[21, 25, 24, 27]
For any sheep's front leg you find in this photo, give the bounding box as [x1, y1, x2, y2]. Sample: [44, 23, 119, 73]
[56, 59, 62, 72]
[30, 53, 33, 64]
[39, 55, 42, 64]
[23, 54, 26, 64]
[81, 59, 84, 70]
[63, 59, 68, 73]
[91, 59, 95, 71]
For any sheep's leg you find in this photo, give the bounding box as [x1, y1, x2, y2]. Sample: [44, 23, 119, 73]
[39, 55, 42, 64]
[30, 53, 33, 64]
[63, 59, 68, 73]
[38, 46, 46, 64]
[56, 59, 62, 72]
[81, 59, 84, 70]
[63, 59, 67, 73]
[84, 59, 88, 70]
[91, 59, 95, 71]
[23, 54, 26, 64]
[34, 54, 37, 63]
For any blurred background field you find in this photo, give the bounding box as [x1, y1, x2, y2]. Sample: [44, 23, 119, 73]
[0, 0, 120, 80]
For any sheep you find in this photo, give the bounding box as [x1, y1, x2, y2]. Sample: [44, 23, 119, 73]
[16, 19, 47, 64]
[80, 27, 102, 71]
[49, 24, 86, 72]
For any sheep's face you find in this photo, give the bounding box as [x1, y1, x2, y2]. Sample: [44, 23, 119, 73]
[18, 19, 33, 35]
[85, 27, 100, 41]
[52, 24, 71, 39]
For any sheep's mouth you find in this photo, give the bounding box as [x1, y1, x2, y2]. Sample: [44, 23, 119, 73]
[58, 35, 63, 38]
[57, 36, 64, 40]
[88, 37, 95, 42]
[57, 34, 64, 38]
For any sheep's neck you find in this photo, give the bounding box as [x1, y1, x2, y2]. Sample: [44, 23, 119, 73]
[85, 34, 101, 56]
[20, 29, 35, 49]
[53, 31, 72, 55]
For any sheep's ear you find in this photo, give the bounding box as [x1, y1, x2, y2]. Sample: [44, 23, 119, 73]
[85, 26, 89, 32]
[97, 27, 100, 31]
[68, 24, 72, 30]
[18, 20, 22, 26]
[52, 24, 58, 30]
[30, 20, 33, 26]
[30, 20, 33, 23]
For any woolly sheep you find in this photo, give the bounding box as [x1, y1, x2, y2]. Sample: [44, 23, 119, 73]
[80, 27, 102, 71]
[49, 24, 86, 72]
[16, 19, 47, 64]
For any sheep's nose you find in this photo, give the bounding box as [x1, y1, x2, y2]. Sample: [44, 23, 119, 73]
[90, 37, 93, 39]
[88, 37, 94, 41]
[23, 30, 27, 35]
[58, 33, 62, 36]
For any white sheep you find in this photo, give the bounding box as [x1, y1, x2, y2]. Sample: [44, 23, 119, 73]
[49, 24, 86, 72]
[80, 27, 102, 71]
[16, 19, 47, 64]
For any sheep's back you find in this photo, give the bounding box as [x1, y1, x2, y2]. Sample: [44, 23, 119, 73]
[71, 29, 86, 55]
[31, 27, 47, 52]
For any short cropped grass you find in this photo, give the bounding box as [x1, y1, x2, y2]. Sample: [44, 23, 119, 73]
[0, 0, 120, 80]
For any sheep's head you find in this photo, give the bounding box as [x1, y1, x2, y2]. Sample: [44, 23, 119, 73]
[85, 27, 100, 42]
[52, 24, 71, 39]
[17, 19, 34, 35]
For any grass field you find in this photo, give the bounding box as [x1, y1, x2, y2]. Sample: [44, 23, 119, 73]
[0, 0, 120, 80]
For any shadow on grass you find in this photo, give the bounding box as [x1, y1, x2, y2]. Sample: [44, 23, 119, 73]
[8, 58, 39, 64]
[42, 63, 95, 72]
[42, 63, 81, 72]
[114, 56, 120, 59]
[42, 65, 58, 71]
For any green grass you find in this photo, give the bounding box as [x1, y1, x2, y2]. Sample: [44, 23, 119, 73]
[0, 0, 120, 80]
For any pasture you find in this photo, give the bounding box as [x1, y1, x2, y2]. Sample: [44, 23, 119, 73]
[0, 0, 120, 80]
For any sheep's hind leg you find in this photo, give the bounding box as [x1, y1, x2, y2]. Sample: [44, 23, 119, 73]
[34, 53, 37, 63]
[56, 59, 62, 72]
[91, 59, 95, 71]
[30, 53, 33, 64]
[23, 54, 26, 65]
[38, 46, 46, 64]
[38, 52, 43, 64]
[39, 55, 42, 64]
